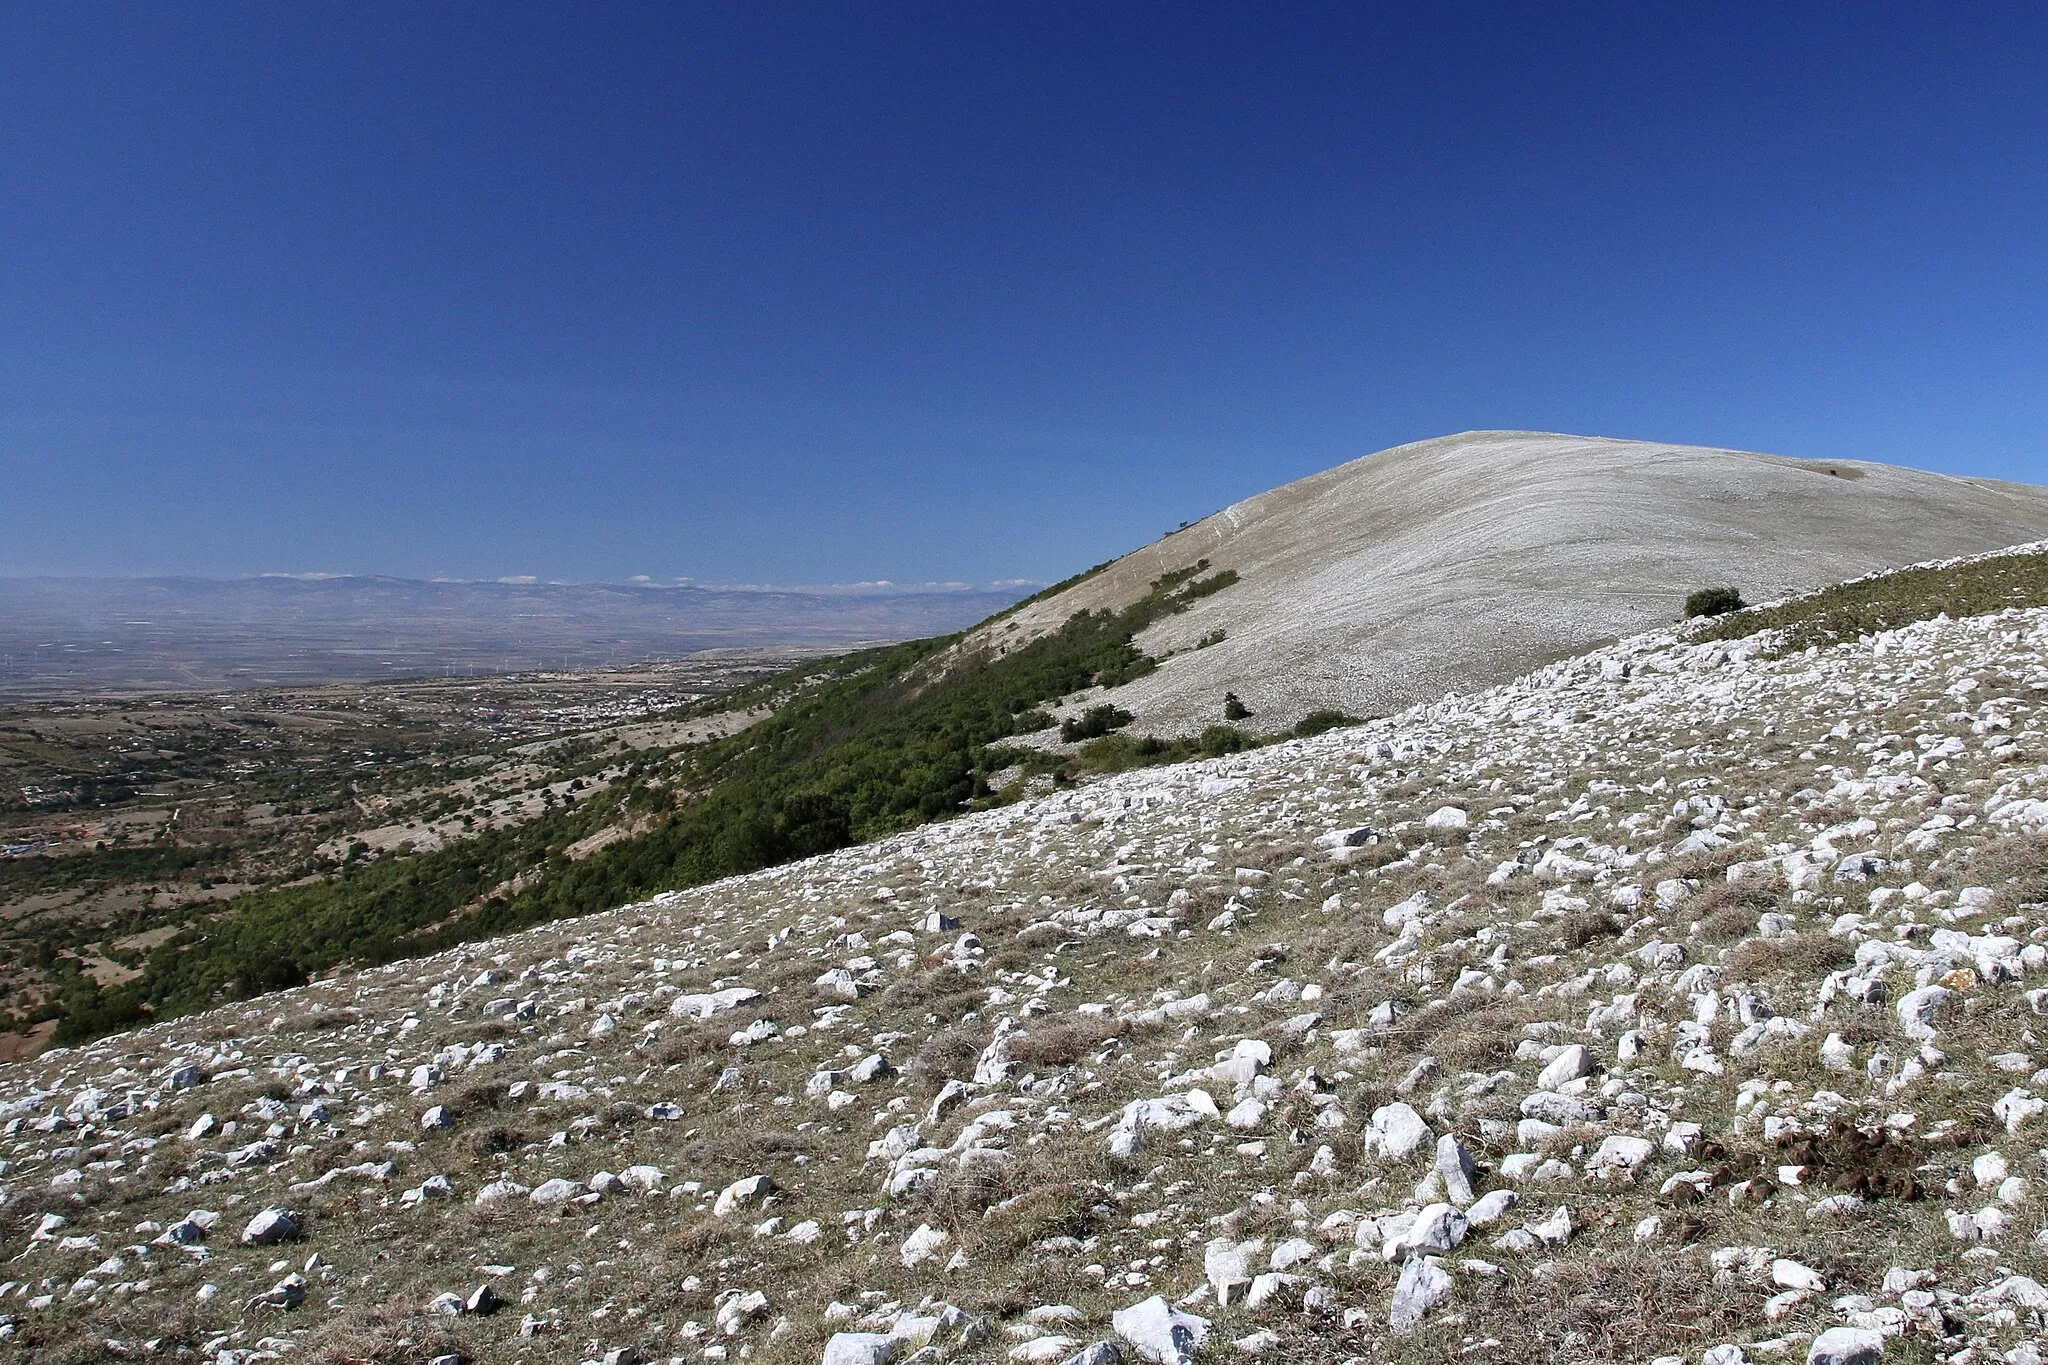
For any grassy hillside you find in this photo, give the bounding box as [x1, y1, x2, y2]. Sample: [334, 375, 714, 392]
[50, 563, 1246, 1041]
[1693, 545, 2048, 651]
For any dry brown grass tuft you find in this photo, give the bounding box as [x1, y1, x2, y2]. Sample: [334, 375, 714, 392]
[914, 1154, 1027, 1236]
[0, 1186, 84, 1241]
[1720, 930, 1853, 982]
[975, 1179, 1112, 1254]
[452, 1124, 533, 1163]
[443, 1076, 512, 1117]
[879, 966, 985, 1021]
[1557, 909, 1623, 950]
[1690, 881, 1783, 940]
[1399, 1244, 1748, 1364]
[909, 1024, 982, 1088]
[287, 1006, 362, 1032]
[1005, 1016, 1123, 1069]
[295, 1298, 479, 1365]
[1427, 996, 1545, 1073]
[652, 1017, 740, 1065]
[1962, 832, 2048, 907]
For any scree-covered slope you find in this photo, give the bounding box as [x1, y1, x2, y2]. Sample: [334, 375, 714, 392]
[8, 546, 2048, 1362]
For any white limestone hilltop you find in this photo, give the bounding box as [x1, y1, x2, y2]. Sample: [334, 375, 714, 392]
[966, 431, 2048, 736]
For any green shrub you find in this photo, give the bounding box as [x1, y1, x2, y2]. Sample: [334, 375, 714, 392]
[1095, 656, 1158, 688]
[1197, 725, 1254, 757]
[1075, 733, 1184, 773]
[1683, 586, 1747, 619]
[1293, 709, 1358, 738]
[1182, 568, 1239, 599]
[1061, 704, 1134, 742]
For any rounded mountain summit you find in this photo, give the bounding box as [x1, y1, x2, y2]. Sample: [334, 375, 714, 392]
[974, 431, 2048, 735]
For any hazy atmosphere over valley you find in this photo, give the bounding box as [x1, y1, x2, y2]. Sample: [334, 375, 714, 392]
[3, 7, 2048, 1365]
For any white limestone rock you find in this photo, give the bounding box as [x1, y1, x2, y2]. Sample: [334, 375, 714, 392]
[1111, 1295, 1208, 1365]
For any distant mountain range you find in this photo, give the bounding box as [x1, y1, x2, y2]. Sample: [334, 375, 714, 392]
[0, 574, 1034, 696]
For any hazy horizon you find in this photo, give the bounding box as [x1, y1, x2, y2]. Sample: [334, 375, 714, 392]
[0, 572, 1036, 697]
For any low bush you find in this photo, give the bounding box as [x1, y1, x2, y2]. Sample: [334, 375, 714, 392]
[1293, 709, 1357, 737]
[1722, 930, 1854, 981]
[1684, 586, 1747, 618]
[1061, 704, 1134, 742]
[1197, 725, 1254, 756]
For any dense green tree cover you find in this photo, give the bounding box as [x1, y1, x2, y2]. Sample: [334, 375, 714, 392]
[0, 844, 229, 898]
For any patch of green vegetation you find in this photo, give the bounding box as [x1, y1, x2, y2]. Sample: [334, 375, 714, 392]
[0, 845, 230, 898]
[980, 558, 1118, 625]
[50, 803, 604, 1041]
[1694, 548, 2048, 652]
[1292, 709, 1360, 738]
[1061, 704, 1134, 743]
[1069, 725, 1260, 774]
[1181, 567, 1238, 599]
[52, 560, 1246, 1042]
[1683, 585, 1746, 618]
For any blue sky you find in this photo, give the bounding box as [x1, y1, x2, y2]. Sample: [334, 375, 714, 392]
[3, 4, 2045, 585]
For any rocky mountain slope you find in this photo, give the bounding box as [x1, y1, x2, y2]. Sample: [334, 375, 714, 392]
[977, 431, 2048, 736]
[7, 547, 2048, 1364]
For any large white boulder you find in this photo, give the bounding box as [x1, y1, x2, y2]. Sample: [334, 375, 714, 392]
[670, 986, 761, 1019]
[239, 1207, 301, 1246]
[1806, 1327, 1884, 1365]
[1111, 1295, 1208, 1364]
[823, 1332, 901, 1365]
[1536, 1044, 1593, 1091]
[1363, 1102, 1433, 1160]
[714, 1174, 777, 1217]
[1389, 1255, 1453, 1332]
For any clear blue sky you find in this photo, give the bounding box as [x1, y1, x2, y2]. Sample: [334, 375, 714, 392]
[3, 4, 2045, 585]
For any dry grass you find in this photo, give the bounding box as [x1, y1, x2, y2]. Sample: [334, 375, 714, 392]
[1690, 881, 1783, 940]
[879, 965, 985, 1021]
[1426, 996, 1546, 1073]
[1399, 1244, 1750, 1364]
[1720, 930, 1853, 982]
[975, 1179, 1112, 1254]
[1556, 909, 1623, 950]
[1006, 1016, 1123, 1069]
[652, 1016, 744, 1064]
[0, 1186, 84, 1241]
[1962, 832, 2048, 908]
[909, 1023, 982, 1088]
[295, 1298, 480, 1365]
